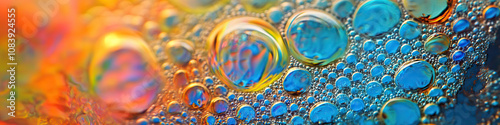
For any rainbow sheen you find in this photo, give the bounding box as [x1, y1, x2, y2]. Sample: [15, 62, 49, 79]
[285, 9, 348, 66]
[402, 0, 453, 23]
[425, 33, 450, 54]
[89, 30, 162, 113]
[399, 20, 421, 39]
[236, 105, 256, 123]
[165, 39, 194, 65]
[353, 0, 401, 36]
[309, 102, 339, 124]
[211, 97, 229, 114]
[282, 68, 312, 95]
[395, 60, 435, 90]
[379, 98, 421, 125]
[483, 5, 500, 19]
[167, 0, 229, 13]
[207, 17, 289, 91]
[241, 0, 279, 12]
[182, 83, 211, 109]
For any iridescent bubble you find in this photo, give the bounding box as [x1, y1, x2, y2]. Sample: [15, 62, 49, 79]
[395, 60, 435, 90]
[211, 97, 229, 114]
[241, 0, 279, 12]
[350, 98, 364, 111]
[353, 0, 401, 36]
[399, 20, 421, 39]
[207, 17, 289, 91]
[89, 30, 162, 113]
[182, 83, 211, 109]
[267, 7, 284, 23]
[483, 5, 499, 19]
[271, 102, 288, 117]
[366, 81, 383, 97]
[309, 102, 339, 124]
[283, 68, 312, 95]
[236, 105, 256, 123]
[167, 101, 182, 114]
[227, 117, 237, 125]
[173, 70, 189, 88]
[285, 9, 348, 66]
[289, 116, 305, 125]
[452, 18, 470, 33]
[204, 115, 216, 125]
[379, 98, 420, 125]
[167, 0, 229, 13]
[425, 33, 450, 54]
[214, 85, 228, 96]
[165, 39, 194, 65]
[332, 0, 354, 18]
[402, 0, 454, 23]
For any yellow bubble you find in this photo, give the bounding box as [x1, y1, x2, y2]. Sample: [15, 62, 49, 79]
[207, 17, 289, 91]
[168, 0, 229, 13]
[424, 33, 450, 54]
[241, 0, 279, 12]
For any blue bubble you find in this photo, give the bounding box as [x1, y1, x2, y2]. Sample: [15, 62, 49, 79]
[308, 96, 316, 103]
[370, 65, 385, 77]
[399, 20, 421, 39]
[353, 0, 401, 36]
[423, 104, 440, 115]
[346, 54, 357, 64]
[363, 40, 376, 51]
[452, 18, 470, 33]
[271, 102, 288, 117]
[438, 57, 448, 64]
[451, 64, 460, 72]
[380, 98, 420, 125]
[356, 63, 365, 70]
[352, 72, 363, 82]
[336, 94, 350, 104]
[227, 117, 237, 125]
[256, 94, 264, 100]
[167, 101, 182, 114]
[290, 116, 305, 125]
[136, 118, 148, 125]
[458, 38, 470, 47]
[204, 115, 215, 125]
[236, 105, 256, 123]
[336, 76, 351, 88]
[267, 7, 284, 23]
[381, 75, 392, 84]
[484, 6, 500, 19]
[326, 84, 334, 90]
[290, 103, 299, 112]
[366, 81, 383, 97]
[400, 44, 412, 54]
[212, 98, 229, 114]
[283, 68, 312, 95]
[309, 102, 339, 124]
[428, 87, 443, 97]
[456, 3, 468, 12]
[332, 0, 354, 18]
[395, 60, 434, 90]
[385, 39, 400, 54]
[452, 50, 465, 61]
[350, 98, 365, 111]
[377, 54, 386, 62]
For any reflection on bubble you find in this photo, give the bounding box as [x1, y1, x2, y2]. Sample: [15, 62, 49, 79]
[399, 20, 421, 39]
[165, 39, 194, 65]
[182, 83, 211, 109]
[167, 0, 229, 13]
[309, 102, 338, 124]
[366, 81, 382, 97]
[241, 0, 278, 12]
[271, 102, 287, 117]
[89, 30, 162, 114]
[395, 60, 435, 90]
[211, 97, 229, 114]
[452, 18, 470, 33]
[236, 105, 256, 123]
[425, 33, 450, 54]
[353, 0, 401, 36]
[483, 5, 500, 19]
[207, 17, 289, 91]
[289, 116, 305, 125]
[403, 0, 454, 23]
[204, 115, 216, 125]
[379, 98, 420, 125]
[285, 9, 348, 66]
[332, 0, 354, 18]
[283, 68, 312, 95]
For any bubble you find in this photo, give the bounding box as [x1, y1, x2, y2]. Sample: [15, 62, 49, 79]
[159, 9, 180, 31]
[336, 93, 350, 104]
[283, 68, 313, 95]
[385, 39, 400, 54]
[241, 0, 279, 12]
[289, 116, 305, 125]
[214, 85, 228, 96]
[395, 60, 435, 90]
[227, 117, 237, 125]
[370, 65, 385, 77]
[167, 101, 182, 114]
[452, 18, 470, 33]
[309, 102, 339, 124]
[366, 81, 383, 97]
[207, 17, 289, 91]
[167, 0, 229, 13]
[285, 9, 349, 66]
[182, 83, 211, 109]
[379, 98, 420, 125]
[483, 5, 500, 19]
[402, 0, 454, 23]
[353, 0, 401, 36]
[452, 50, 465, 61]
[267, 7, 284, 23]
[350, 98, 364, 111]
[165, 39, 194, 65]
[211, 97, 229, 114]
[204, 115, 216, 125]
[136, 118, 148, 125]
[236, 105, 256, 123]
[335, 76, 351, 89]
[427, 87, 443, 97]
[423, 103, 440, 115]
[457, 38, 470, 47]
[363, 40, 376, 51]
[89, 30, 162, 113]
[399, 20, 421, 39]
[271, 102, 288, 117]
[424, 33, 450, 54]
[173, 70, 189, 88]
[332, 0, 354, 18]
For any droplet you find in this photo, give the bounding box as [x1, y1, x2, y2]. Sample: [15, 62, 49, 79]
[309, 102, 339, 124]
[167, 0, 229, 13]
[283, 68, 312, 95]
[89, 30, 162, 113]
[165, 39, 194, 65]
[370, 65, 385, 77]
[350, 98, 364, 111]
[483, 5, 500, 19]
[395, 60, 435, 90]
[399, 20, 421, 39]
[267, 7, 284, 23]
[423, 103, 440, 115]
[241, 0, 279, 12]
[366, 81, 383, 97]
[379, 98, 420, 125]
[207, 17, 289, 91]
[289, 116, 305, 125]
[458, 38, 470, 47]
[167, 101, 182, 114]
[353, 0, 401, 36]
[385, 39, 400, 54]
[227, 117, 237, 125]
[452, 50, 465, 61]
[285, 9, 348, 66]
[403, 0, 454, 23]
[236, 105, 256, 123]
[332, 0, 354, 18]
[335, 76, 351, 89]
[424, 33, 450, 54]
[452, 18, 470, 33]
[204, 115, 216, 125]
[182, 83, 211, 109]
[211, 97, 229, 114]
[271, 102, 288, 117]
[173, 70, 189, 88]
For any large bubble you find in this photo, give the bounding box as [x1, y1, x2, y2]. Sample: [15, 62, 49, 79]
[353, 0, 401, 36]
